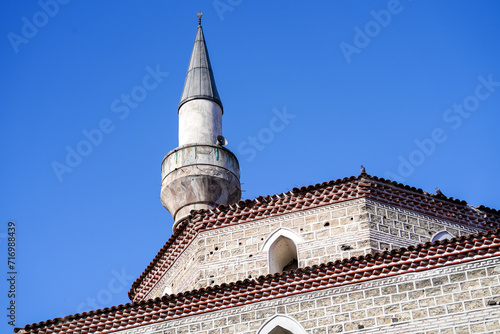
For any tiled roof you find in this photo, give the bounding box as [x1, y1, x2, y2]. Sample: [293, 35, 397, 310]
[17, 228, 500, 334]
[129, 174, 500, 302]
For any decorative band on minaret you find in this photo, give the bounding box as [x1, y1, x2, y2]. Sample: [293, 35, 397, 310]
[161, 13, 241, 231]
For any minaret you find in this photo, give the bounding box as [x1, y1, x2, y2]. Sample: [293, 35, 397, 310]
[161, 12, 241, 231]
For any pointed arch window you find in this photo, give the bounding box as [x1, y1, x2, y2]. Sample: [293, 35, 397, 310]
[258, 315, 307, 334]
[431, 230, 454, 242]
[262, 228, 303, 274]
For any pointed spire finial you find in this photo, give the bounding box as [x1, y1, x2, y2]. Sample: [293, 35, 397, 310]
[197, 11, 203, 26]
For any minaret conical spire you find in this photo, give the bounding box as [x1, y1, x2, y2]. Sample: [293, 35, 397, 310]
[178, 13, 222, 111]
[161, 14, 241, 231]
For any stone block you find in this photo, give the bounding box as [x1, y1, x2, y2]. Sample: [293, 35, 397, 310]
[450, 272, 466, 282]
[317, 316, 334, 326]
[415, 279, 432, 289]
[441, 283, 459, 294]
[341, 302, 357, 312]
[331, 209, 347, 218]
[316, 297, 332, 307]
[460, 280, 480, 290]
[318, 212, 332, 221]
[325, 305, 341, 314]
[335, 313, 350, 322]
[300, 300, 316, 310]
[480, 276, 499, 287]
[364, 288, 381, 297]
[366, 307, 383, 317]
[470, 288, 490, 298]
[285, 303, 300, 313]
[348, 291, 364, 301]
[328, 324, 343, 333]
[428, 306, 446, 316]
[401, 301, 418, 311]
[356, 299, 373, 309]
[391, 292, 408, 303]
[241, 312, 255, 322]
[305, 215, 318, 223]
[425, 287, 442, 297]
[398, 282, 415, 292]
[445, 302, 463, 314]
[382, 285, 398, 295]
[486, 320, 500, 330]
[383, 303, 401, 314]
[350, 310, 366, 320]
[235, 323, 249, 332]
[373, 296, 391, 306]
[411, 309, 428, 319]
[467, 268, 486, 279]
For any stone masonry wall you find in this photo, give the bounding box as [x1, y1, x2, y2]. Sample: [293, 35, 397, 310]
[148, 199, 372, 299]
[364, 199, 482, 252]
[147, 198, 486, 300]
[123, 257, 500, 334]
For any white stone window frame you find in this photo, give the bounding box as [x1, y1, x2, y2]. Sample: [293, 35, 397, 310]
[257, 315, 307, 334]
[261, 228, 304, 275]
[430, 230, 454, 242]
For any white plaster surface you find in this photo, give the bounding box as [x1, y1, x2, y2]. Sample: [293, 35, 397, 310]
[178, 99, 222, 146]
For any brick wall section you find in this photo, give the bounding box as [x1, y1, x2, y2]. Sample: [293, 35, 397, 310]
[147, 198, 484, 300]
[118, 257, 500, 334]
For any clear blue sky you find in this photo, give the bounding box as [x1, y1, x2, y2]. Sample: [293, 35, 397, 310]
[1, 0, 500, 331]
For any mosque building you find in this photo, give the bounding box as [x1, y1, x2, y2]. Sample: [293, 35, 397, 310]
[17, 13, 500, 334]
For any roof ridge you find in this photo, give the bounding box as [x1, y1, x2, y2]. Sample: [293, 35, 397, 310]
[186, 173, 499, 221]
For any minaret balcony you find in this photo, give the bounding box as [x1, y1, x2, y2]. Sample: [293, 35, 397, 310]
[161, 144, 240, 182]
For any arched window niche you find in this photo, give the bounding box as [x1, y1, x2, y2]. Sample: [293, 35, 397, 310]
[257, 315, 307, 334]
[431, 230, 454, 242]
[262, 228, 303, 274]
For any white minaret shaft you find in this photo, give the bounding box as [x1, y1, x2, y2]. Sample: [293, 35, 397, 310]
[179, 100, 222, 146]
[161, 14, 241, 231]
